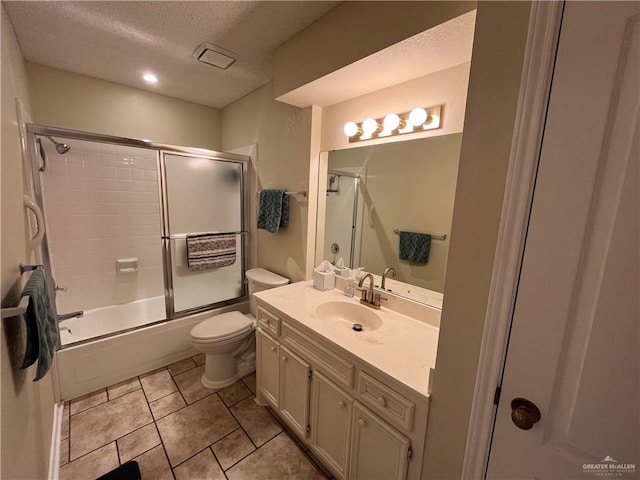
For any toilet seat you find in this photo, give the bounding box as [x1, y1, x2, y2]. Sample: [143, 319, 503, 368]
[190, 311, 253, 343]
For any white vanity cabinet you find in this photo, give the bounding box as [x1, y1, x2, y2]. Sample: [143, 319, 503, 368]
[256, 328, 280, 407]
[349, 401, 410, 480]
[255, 300, 431, 480]
[310, 371, 353, 479]
[278, 345, 311, 439]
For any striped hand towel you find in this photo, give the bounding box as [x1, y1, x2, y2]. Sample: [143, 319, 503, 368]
[186, 233, 236, 271]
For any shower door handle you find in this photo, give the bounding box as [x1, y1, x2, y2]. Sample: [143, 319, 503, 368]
[23, 195, 45, 250]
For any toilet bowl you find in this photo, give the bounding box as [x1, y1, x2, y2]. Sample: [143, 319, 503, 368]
[190, 268, 289, 389]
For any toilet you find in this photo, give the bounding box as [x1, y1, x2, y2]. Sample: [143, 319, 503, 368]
[190, 268, 289, 389]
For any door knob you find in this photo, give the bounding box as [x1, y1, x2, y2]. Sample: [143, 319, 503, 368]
[510, 398, 541, 430]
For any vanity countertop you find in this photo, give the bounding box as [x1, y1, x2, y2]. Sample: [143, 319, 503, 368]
[254, 281, 440, 399]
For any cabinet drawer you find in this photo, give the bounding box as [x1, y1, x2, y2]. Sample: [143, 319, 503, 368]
[357, 372, 415, 432]
[257, 306, 281, 337]
[282, 323, 354, 390]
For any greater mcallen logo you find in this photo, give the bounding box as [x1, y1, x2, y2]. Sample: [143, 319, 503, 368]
[583, 456, 636, 476]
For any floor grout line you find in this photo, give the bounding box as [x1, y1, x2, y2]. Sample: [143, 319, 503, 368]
[62, 365, 326, 479]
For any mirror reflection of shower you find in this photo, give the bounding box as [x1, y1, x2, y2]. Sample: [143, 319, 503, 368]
[323, 168, 365, 268]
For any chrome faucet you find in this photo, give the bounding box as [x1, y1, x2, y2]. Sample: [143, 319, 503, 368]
[381, 267, 396, 290]
[357, 273, 386, 309]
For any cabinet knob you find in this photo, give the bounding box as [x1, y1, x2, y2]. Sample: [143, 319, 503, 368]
[282, 355, 288, 361]
[358, 418, 366, 428]
[270, 346, 276, 352]
[338, 400, 345, 408]
[266, 319, 271, 325]
[376, 396, 386, 407]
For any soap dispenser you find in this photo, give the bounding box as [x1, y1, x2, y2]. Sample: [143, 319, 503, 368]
[344, 269, 356, 297]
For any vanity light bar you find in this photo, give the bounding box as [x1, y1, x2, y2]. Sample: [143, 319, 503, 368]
[343, 105, 443, 143]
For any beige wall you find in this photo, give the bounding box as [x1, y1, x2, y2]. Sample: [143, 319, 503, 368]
[273, 1, 476, 98]
[1, 6, 56, 478]
[321, 63, 471, 151]
[326, 134, 462, 293]
[221, 83, 312, 282]
[422, 2, 532, 478]
[26, 63, 222, 150]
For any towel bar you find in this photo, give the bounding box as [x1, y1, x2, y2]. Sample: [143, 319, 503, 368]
[257, 190, 307, 198]
[393, 229, 447, 241]
[1, 264, 41, 319]
[165, 231, 248, 240]
[1, 295, 30, 319]
[20, 263, 43, 274]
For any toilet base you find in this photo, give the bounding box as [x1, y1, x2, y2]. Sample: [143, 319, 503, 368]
[201, 372, 240, 390]
[191, 321, 257, 391]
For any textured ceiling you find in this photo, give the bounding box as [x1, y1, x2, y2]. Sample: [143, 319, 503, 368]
[4, 1, 340, 108]
[277, 10, 476, 108]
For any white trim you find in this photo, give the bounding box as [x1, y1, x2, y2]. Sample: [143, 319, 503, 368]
[48, 402, 64, 480]
[227, 144, 259, 270]
[460, 2, 564, 478]
[305, 105, 323, 280]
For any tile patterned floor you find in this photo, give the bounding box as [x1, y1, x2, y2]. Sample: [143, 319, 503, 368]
[59, 353, 330, 480]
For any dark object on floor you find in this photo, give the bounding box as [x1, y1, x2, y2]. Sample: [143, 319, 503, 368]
[96, 461, 141, 480]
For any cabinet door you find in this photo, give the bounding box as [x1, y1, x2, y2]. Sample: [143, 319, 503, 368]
[310, 371, 353, 480]
[349, 402, 410, 480]
[256, 329, 279, 407]
[279, 345, 311, 438]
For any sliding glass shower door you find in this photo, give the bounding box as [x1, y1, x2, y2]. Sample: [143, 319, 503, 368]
[162, 153, 246, 314]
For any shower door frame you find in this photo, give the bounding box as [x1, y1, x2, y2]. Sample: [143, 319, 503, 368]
[326, 169, 362, 268]
[26, 123, 251, 347]
[159, 150, 250, 318]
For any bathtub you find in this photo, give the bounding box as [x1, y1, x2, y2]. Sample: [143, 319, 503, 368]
[55, 299, 249, 400]
[59, 296, 167, 346]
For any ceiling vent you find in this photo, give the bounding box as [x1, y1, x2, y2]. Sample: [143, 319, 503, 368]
[193, 43, 237, 70]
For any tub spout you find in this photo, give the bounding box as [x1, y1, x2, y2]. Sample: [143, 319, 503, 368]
[58, 311, 84, 321]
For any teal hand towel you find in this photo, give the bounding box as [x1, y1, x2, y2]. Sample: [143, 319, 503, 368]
[257, 189, 288, 233]
[399, 231, 431, 263]
[20, 269, 58, 381]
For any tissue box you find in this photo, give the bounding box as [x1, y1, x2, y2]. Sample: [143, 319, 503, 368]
[313, 270, 335, 291]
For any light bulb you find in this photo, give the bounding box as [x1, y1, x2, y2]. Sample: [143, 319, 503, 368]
[409, 108, 428, 127]
[343, 121, 361, 137]
[383, 113, 401, 131]
[143, 73, 158, 84]
[362, 118, 380, 135]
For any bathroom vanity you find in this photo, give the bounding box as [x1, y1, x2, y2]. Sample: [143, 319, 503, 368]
[254, 281, 440, 480]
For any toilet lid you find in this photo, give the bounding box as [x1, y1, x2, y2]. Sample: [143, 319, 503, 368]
[191, 311, 253, 342]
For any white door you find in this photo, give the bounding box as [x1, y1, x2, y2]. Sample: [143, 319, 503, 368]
[487, 2, 639, 478]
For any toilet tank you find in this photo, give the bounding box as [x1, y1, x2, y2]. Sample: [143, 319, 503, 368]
[246, 268, 289, 316]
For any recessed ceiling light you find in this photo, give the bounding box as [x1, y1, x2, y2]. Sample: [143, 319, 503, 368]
[143, 73, 158, 84]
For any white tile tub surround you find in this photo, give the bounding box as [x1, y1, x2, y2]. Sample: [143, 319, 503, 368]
[40, 138, 164, 313]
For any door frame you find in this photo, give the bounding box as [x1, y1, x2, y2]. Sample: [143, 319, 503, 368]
[461, 2, 565, 478]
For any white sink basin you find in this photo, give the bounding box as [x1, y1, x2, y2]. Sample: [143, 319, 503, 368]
[315, 301, 383, 332]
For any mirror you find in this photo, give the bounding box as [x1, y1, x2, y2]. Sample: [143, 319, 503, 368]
[315, 133, 462, 304]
